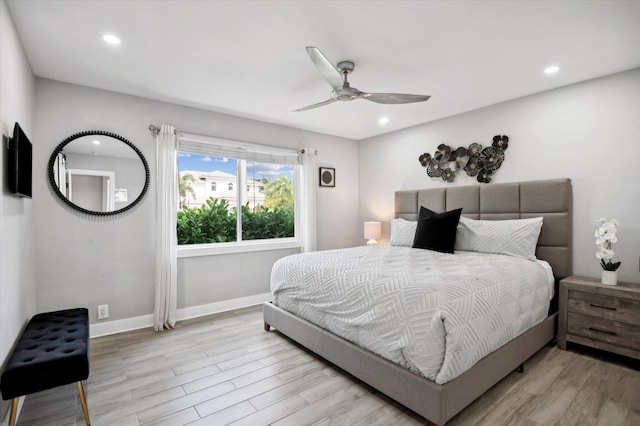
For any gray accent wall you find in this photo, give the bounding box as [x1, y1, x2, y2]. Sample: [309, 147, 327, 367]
[0, 0, 37, 419]
[359, 68, 640, 284]
[178, 249, 299, 310]
[32, 79, 360, 325]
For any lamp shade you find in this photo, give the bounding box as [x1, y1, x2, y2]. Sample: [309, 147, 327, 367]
[364, 221, 382, 240]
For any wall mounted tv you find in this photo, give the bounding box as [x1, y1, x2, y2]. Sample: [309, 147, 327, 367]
[7, 122, 33, 198]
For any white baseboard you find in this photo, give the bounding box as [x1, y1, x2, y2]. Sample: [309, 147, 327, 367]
[175, 292, 272, 321]
[89, 313, 154, 338]
[89, 293, 272, 338]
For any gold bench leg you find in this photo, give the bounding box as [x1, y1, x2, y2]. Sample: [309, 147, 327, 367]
[8, 397, 18, 426]
[77, 381, 91, 425]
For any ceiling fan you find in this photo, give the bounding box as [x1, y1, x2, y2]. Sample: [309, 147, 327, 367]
[294, 46, 431, 112]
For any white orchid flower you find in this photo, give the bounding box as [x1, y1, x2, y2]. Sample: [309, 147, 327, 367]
[595, 218, 621, 271]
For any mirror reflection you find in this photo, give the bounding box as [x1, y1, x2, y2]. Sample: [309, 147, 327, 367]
[49, 132, 149, 215]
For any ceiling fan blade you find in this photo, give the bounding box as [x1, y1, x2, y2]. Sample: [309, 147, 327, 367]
[306, 46, 344, 91]
[293, 98, 337, 112]
[360, 93, 431, 104]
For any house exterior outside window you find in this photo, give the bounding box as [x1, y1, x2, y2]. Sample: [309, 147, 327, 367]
[178, 169, 265, 210]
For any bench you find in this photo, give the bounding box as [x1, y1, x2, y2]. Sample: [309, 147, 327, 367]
[1, 308, 90, 426]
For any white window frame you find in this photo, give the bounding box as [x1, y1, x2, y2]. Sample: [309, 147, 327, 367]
[176, 134, 302, 258]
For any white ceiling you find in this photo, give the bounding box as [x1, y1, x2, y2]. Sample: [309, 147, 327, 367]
[7, 1, 640, 140]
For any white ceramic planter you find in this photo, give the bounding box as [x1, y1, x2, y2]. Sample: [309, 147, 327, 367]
[601, 270, 617, 285]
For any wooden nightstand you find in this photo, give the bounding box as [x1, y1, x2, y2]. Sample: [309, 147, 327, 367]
[558, 275, 640, 360]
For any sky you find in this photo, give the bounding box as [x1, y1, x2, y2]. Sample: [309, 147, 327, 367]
[178, 152, 293, 180]
[179, 152, 236, 174]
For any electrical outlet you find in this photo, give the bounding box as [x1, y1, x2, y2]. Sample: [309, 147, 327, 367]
[97, 304, 109, 320]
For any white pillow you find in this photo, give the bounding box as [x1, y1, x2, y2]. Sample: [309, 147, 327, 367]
[390, 218, 417, 247]
[454, 216, 543, 260]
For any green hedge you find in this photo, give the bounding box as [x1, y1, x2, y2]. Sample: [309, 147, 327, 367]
[177, 197, 294, 245]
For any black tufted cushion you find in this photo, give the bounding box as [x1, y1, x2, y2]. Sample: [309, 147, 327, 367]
[1, 308, 89, 400]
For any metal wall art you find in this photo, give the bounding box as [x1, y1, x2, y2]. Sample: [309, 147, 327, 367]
[418, 135, 509, 184]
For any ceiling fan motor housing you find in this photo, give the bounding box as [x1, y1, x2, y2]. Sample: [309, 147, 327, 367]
[333, 86, 359, 101]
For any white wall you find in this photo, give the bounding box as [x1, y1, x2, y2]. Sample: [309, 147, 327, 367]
[359, 69, 640, 284]
[33, 79, 359, 326]
[0, 0, 36, 420]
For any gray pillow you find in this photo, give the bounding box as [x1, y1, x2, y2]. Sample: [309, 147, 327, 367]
[455, 216, 543, 260]
[389, 219, 417, 247]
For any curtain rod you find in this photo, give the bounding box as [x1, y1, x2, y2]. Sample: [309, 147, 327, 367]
[148, 124, 164, 135]
[148, 124, 317, 155]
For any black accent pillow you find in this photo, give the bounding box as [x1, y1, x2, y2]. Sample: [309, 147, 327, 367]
[412, 207, 462, 254]
[417, 206, 437, 221]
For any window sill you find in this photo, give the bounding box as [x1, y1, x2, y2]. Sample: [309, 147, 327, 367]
[177, 238, 301, 258]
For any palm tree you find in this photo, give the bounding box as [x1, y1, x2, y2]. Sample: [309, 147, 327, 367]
[178, 173, 196, 207]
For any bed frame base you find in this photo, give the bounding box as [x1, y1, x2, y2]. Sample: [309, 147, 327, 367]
[264, 302, 557, 426]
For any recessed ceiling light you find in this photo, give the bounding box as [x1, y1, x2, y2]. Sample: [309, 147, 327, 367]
[543, 65, 560, 75]
[102, 34, 121, 45]
[378, 117, 389, 125]
[92, 140, 101, 145]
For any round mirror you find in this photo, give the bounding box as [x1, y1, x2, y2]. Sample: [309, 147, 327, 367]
[48, 131, 150, 216]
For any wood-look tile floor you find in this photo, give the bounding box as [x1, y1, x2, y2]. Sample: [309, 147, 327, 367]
[15, 305, 640, 426]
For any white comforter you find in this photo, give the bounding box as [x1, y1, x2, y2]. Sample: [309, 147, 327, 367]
[270, 245, 554, 384]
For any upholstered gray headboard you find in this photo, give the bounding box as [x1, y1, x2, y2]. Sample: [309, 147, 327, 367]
[395, 178, 573, 280]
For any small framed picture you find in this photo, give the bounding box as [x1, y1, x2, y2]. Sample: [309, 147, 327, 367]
[319, 167, 335, 187]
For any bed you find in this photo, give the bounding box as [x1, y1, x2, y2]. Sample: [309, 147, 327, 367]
[263, 178, 572, 425]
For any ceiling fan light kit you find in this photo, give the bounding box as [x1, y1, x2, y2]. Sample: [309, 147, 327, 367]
[294, 47, 431, 112]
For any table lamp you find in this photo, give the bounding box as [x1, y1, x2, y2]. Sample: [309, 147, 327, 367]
[364, 221, 382, 245]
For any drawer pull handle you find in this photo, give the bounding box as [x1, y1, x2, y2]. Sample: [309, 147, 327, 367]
[588, 327, 616, 336]
[589, 303, 616, 311]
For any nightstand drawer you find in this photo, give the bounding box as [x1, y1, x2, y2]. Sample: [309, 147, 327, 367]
[567, 312, 640, 351]
[568, 290, 640, 325]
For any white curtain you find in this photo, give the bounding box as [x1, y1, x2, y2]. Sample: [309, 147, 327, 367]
[300, 148, 317, 252]
[154, 125, 178, 331]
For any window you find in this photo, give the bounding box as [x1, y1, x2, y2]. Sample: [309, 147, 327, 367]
[177, 136, 299, 247]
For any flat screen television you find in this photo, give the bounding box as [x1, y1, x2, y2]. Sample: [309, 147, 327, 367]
[7, 122, 33, 198]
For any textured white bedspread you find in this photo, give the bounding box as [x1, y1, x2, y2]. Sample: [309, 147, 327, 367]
[271, 245, 554, 384]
